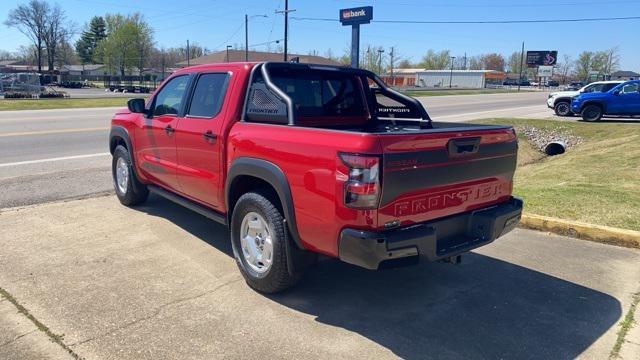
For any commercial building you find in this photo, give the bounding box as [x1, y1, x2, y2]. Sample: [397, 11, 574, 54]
[610, 70, 639, 81]
[415, 70, 506, 89]
[177, 49, 342, 67]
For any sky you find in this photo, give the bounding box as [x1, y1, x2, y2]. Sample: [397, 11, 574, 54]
[0, 0, 639, 70]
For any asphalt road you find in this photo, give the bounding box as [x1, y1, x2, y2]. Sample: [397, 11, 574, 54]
[1, 195, 639, 359]
[0, 92, 551, 208]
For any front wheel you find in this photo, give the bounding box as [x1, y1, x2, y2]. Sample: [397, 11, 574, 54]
[112, 145, 148, 206]
[230, 192, 302, 293]
[554, 101, 572, 117]
[581, 104, 603, 122]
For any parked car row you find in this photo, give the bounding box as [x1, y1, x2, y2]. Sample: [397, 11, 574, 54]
[503, 79, 559, 87]
[547, 80, 640, 121]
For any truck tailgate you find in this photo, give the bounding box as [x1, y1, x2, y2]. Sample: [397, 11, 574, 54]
[377, 126, 517, 228]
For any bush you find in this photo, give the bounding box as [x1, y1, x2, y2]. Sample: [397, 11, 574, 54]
[3, 92, 33, 99]
[39, 92, 66, 99]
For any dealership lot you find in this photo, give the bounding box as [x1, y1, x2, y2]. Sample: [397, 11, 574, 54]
[1, 195, 639, 359]
[1, 91, 639, 359]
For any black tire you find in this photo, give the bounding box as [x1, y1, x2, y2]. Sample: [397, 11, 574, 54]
[230, 192, 301, 293]
[554, 101, 572, 117]
[112, 145, 149, 206]
[581, 104, 603, 122]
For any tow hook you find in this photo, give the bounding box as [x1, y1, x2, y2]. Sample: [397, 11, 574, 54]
[439, 255, 462, 265]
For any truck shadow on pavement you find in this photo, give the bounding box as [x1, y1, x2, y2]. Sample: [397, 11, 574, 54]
[138, 195, 621, 360]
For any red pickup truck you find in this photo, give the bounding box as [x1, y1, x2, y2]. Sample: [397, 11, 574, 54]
[109, 62, 522, 293]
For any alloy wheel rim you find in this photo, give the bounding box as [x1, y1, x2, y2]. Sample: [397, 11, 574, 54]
[239, 212, 273, 274]
[115, 157, 129, 194]
[557, 103, 569, 115]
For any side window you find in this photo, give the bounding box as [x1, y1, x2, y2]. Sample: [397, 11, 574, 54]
[187, 73, 229, 118]
[620, 83, 639, 94]
[153, 75, 190, 116]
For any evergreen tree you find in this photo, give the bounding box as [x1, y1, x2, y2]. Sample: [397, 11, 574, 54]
[75, 16, 106, 64]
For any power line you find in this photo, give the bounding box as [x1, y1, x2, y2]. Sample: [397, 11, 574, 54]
[291, 15, 640, 24]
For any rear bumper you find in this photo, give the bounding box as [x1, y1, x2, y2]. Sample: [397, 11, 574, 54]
[338, 197, 523, 270]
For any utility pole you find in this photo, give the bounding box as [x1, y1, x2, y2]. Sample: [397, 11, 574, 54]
[377, 48, 384, 75]
[389, 47, 395, 86]
[186, 40, 190, 67]
[245, 14, 249, 61]
[463, 52, 467, 70]
[275, 0, 295, 61]
[161, 49, 165, 81]
[245, 14, 268, 62]
[449, 56, 456, 88]
[518, 41, 525, 92]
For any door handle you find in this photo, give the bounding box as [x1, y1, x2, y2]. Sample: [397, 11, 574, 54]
[203, 130, 217, 142]
[164, 125, 175, 135]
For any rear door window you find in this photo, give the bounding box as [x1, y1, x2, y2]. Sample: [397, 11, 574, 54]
[187, 73, 229, 118]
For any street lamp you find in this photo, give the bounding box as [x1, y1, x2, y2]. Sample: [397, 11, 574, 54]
[449, 56, 456, 88]
[377, 48, 384, 75]
[245, 14, 268, 61]
[226, 45, 233, 63]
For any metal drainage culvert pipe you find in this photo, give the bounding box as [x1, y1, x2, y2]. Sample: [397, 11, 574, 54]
[544, 141, 566, 156]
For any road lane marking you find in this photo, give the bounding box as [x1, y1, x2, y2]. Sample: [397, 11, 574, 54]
[0, 153, 110, 168]
[0, 127, 109, 137]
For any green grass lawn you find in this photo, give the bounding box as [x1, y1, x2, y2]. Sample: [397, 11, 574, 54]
[403, 89, 533, 97]
[0, 97, 132, 111]
[476, 118, 640, 231]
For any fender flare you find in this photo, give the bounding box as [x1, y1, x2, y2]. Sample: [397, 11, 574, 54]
[109, 126, 145, 192]
[225, 157, 305, 250]
[581, 100, 607, 113]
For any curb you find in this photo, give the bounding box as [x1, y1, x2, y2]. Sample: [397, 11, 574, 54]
[520, 213, 640, 249]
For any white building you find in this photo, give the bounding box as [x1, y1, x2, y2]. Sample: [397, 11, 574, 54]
[415, 70, 506, 89]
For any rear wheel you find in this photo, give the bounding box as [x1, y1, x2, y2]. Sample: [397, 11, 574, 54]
[554, 101, 572, 117]
[112, 145, 148, 206]
[230, 192, 302, 293]
[581, 104, 603, 122]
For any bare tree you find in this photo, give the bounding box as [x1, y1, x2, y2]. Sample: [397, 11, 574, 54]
[44, 4, 74, 73]
[4, 0, 50, 73]
[558, 55, 573, 84]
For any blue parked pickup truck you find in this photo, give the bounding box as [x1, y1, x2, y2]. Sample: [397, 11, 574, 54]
[571, 80, 640, 121]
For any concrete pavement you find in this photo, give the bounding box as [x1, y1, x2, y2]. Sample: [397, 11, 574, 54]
[0, 195, 639, 359]
[0, 92, 553, 208]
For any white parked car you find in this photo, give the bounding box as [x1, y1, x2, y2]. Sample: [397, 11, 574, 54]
[546, 81, 623, 116]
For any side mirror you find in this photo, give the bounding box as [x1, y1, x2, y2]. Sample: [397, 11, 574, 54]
[127, 98, 147, 114]
[612, 89, 621, 95]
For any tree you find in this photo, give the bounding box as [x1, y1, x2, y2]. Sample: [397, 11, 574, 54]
[4, 0, 49, 73]
[468, 55, 483, 70]
[418, 49, 450, 70]
[0, 50, 18, 60]
[397, 59, 413, 68]
[56, 39, 78, 68]
[507, 51, 524, 74]
[592, 47, 620, 77]
[43, 4, 73, 73]
[96, 13, 153, 77]
[557, 55, 573, 84]
[75, 16, 106, 64]
[575, 51, 594, 81]
[480, 53, 505, 71]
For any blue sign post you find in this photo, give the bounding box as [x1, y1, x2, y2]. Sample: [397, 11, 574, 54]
[339, 6, 373, 68]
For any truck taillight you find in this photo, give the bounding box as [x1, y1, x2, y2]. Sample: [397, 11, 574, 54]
[339, 153, 380, 209]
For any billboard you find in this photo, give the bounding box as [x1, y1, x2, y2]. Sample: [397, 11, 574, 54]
[526, 51, 558, 67]
[339, 6, 373, 25]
